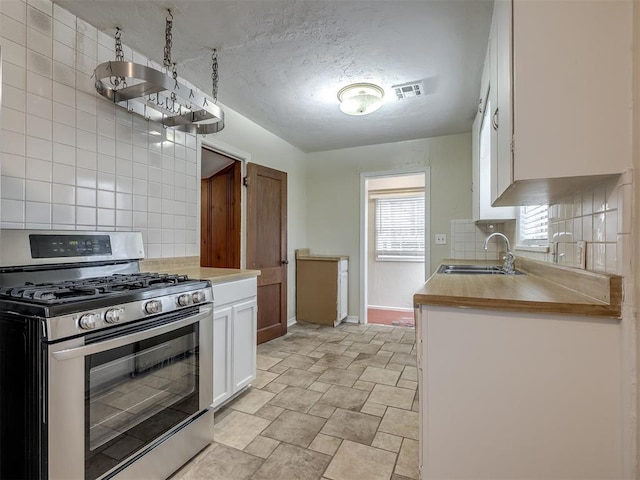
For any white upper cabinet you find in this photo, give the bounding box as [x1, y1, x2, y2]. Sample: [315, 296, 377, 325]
[489, 0, 633, 206]
[472, 18, 516, 222]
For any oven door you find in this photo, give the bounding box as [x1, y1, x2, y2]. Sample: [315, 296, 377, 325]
[46, 305, 213, 480]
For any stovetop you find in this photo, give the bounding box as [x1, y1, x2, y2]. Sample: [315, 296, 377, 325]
[0, 272, 213, 323]
[0, 272, 194, 305]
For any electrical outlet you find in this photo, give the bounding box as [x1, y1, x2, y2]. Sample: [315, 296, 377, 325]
[435, 234, 447, 245]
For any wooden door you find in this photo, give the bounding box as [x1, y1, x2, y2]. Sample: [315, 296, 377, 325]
[200, 161, 241, 268]
[246, 164, 287, 344]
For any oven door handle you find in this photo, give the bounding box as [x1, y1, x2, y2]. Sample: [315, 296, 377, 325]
[52, 306, 213, 361]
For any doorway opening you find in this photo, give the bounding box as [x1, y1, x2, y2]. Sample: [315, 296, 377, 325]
[361, 170, 429, 327]
[200, 147, 241, 268]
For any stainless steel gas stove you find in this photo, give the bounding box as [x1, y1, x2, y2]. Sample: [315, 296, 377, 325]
[0, 230, 214, 480]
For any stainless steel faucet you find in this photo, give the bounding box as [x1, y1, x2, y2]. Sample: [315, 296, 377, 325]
[483, 232, 516, 274]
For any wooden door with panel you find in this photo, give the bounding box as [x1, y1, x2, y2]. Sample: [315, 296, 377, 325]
[200, 154, 241, 268]
[246, 163, 288, 344]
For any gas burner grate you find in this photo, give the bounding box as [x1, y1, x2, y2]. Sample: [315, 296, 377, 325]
[0, 272, 194, 304]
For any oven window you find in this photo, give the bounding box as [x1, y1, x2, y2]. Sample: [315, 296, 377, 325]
[85, 324, 199, 480]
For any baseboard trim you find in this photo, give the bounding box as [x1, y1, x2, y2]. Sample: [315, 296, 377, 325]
[287, 316, 297, 327]
[344, 316, 360, 324]
[368, 305, 413, 312]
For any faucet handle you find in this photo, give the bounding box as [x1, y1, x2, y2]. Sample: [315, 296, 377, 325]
[503, 251, 516, 273]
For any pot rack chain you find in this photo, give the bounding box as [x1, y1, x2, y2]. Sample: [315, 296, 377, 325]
[163, 10, 173, 69]
[112, 28, 125, 87]
[211, 49, 218, 103]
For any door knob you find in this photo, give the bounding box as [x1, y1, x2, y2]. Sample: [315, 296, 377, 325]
[282, 260, 289, 265]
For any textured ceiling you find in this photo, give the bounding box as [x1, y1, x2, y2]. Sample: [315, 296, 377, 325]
[54, 0, 493, 152]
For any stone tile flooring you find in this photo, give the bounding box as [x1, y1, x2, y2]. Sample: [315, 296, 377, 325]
[171, 321, 418, 480]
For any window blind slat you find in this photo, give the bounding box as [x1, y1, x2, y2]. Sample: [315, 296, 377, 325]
[375, 196, 425, 259]
[520, 205, 549, 243]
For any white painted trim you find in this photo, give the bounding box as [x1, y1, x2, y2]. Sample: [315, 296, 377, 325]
[199, 136, 252, 269]
[515, 244, 549, 253]
[200, 137, 252, 164]
[360, 168, 431, 325]
[344, 316, 360, 324]
[287, 316, 297, 327]
[368, 305, 414, 313]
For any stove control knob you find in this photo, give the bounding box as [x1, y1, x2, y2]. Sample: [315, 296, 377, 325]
[105, 308, 124, 324]
[79, 313, 99, 330]
[192, 291, 206, 304]
[144, 300, 163, 315]
[177, 294, 193, 307]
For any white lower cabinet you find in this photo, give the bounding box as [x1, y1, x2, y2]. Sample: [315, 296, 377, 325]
[338, 261, 348, 321]
[416, 304, 623, 479]
[212, 277, 258, 409]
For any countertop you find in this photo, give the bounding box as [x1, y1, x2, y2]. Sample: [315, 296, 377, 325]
[414, 258, 622, 318]
[295, 249, 348, 262]
[139, 257, 260, 285]
[160, 267, 260, 285]
[297, 255, 349, 262]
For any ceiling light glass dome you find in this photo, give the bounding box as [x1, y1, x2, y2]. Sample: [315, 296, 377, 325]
[337, 83, 385, 116]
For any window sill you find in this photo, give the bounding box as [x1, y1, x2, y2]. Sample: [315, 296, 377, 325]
[376, 256, 425, 263]
[515, 244, 550, 253]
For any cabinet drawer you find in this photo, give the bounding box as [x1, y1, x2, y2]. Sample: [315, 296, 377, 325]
[212, 277, 258, 306]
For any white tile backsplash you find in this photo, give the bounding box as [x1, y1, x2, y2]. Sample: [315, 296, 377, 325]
[1, 38, 27, 68]
[2, 176, 25, 200]
[450, 220, 515, 261]
[25, 201, 51, 223]
[452, 174, 631, 276]
[1, 0, 200, 258]
[25, 179, 50, 202]
[52, 203, 74, 224]
[25, 157, 51, 180]
[26, 90, 52, 116]
[516, 175, 629, 275]
[1, 199, 25, 223]
[1, 13, 27, 44]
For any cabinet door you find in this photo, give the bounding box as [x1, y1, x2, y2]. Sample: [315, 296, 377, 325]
[471, 108, 481, 222]
[232, 297, 258, 392]
[493, 0, 513, 203]
[338, 271, 348, 321]
[213, 305, 232, 409]
[512, 0, 631, 182]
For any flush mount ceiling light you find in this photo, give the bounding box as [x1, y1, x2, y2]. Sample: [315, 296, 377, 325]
[94, 10, 224, 134]
[337, 83, 385, 116]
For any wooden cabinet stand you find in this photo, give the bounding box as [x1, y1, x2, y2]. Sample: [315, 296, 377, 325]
[296, 249, 348, 327]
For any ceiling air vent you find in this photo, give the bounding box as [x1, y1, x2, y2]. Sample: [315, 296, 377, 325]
[392, 80, 425, 100]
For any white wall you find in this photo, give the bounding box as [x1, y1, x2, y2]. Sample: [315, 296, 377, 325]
[633, 0, 640, 471]
[306, 133, 472, 320]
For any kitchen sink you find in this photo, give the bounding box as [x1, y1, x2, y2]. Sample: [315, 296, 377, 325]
[437, 264, 525, 275]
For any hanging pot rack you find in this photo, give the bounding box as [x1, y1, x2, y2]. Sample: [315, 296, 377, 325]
[93, 11, 224, 135]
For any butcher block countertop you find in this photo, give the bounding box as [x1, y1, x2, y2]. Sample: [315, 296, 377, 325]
[295, 249, 348, 262]
[414, 258, 622, 318]
[140, 257, 260, 285]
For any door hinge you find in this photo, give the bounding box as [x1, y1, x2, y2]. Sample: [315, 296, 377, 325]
[510, 136, 515, 154]
[243, 176, 249, 187]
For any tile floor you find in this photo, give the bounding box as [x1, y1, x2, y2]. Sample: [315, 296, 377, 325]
[171, 321, 418, 480]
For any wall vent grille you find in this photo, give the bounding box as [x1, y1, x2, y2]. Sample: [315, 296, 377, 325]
[392, 81, 425, 100]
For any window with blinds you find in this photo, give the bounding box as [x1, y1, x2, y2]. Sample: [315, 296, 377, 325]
[519, 205, 549, 244]
[375, 195, 425, 261]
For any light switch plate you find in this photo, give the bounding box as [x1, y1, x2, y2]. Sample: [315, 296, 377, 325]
[577, 241, 586, 269]
[435, 234, 447, 245]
